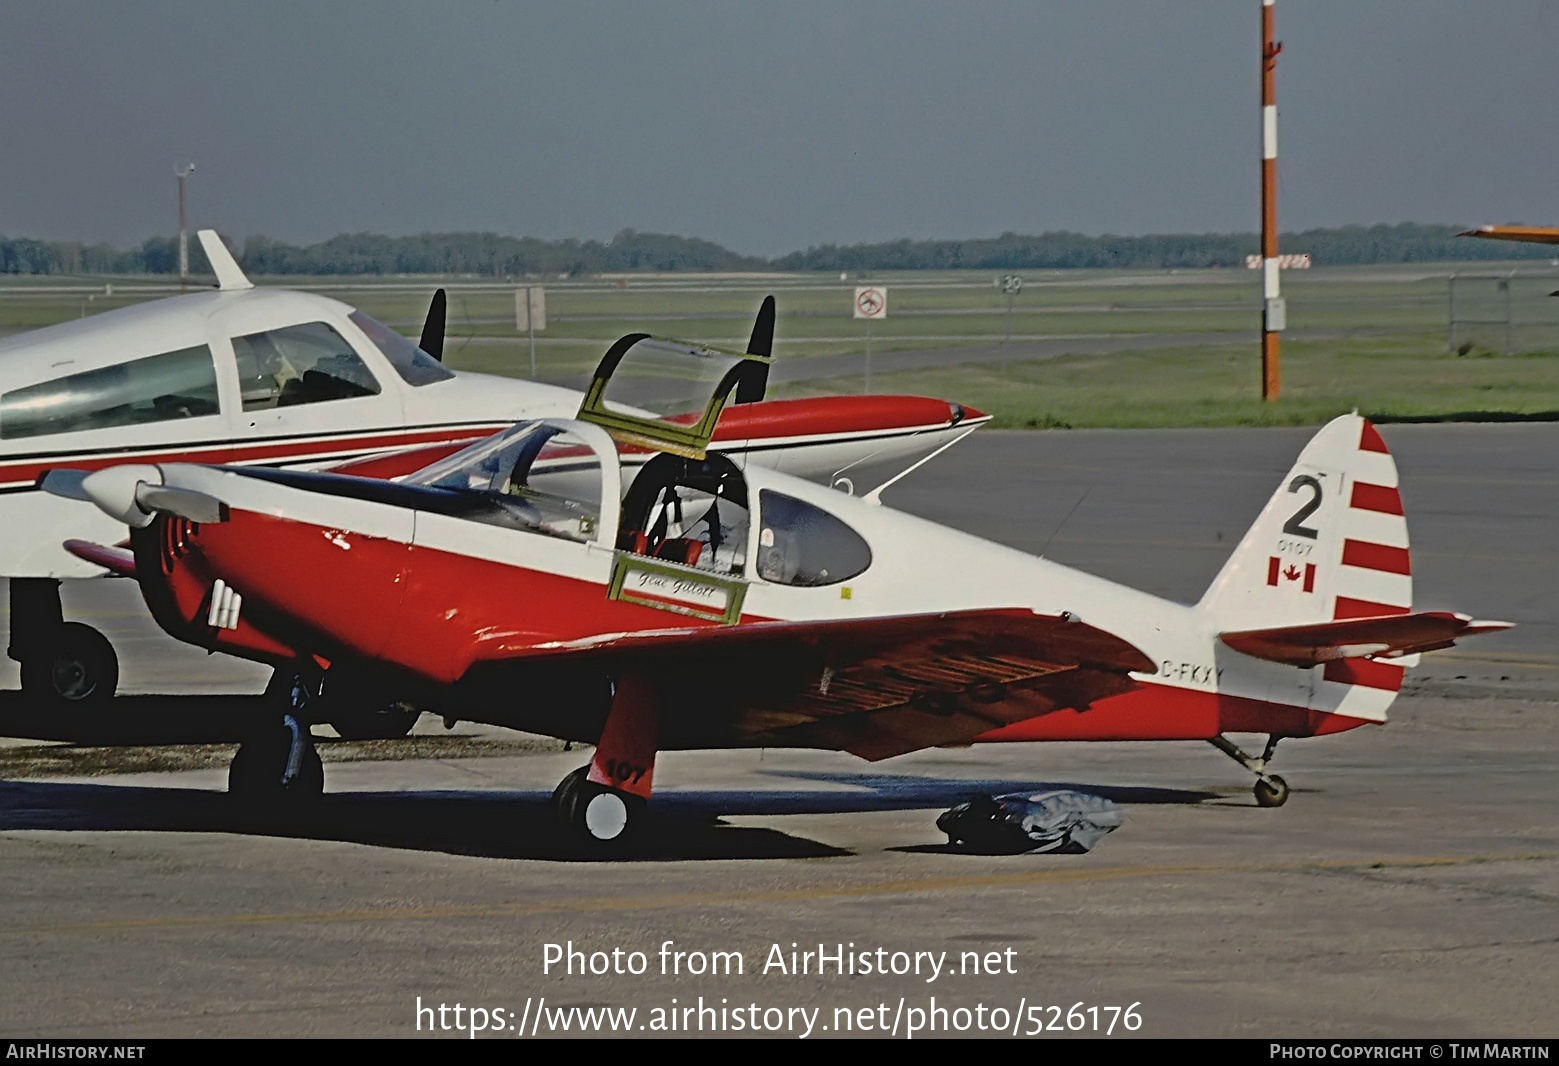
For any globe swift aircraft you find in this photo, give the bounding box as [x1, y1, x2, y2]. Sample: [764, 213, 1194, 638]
[44, 341, 1508, 848]
[0, 231, 985, 718]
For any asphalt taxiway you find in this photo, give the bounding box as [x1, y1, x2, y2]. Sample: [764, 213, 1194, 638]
[0, 423, 1554, 1038]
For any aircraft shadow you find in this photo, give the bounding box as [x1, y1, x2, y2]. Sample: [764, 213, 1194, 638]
[0, 691, 262, 744]
[731, 768, 1222, 811]
[0, 762, 1221, 863]
[0, 778, 848, 863]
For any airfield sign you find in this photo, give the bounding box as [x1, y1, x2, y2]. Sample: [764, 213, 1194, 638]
[853, 286, 888, 320]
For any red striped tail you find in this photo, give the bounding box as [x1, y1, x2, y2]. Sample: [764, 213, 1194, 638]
[1200, 414, 1410, 721]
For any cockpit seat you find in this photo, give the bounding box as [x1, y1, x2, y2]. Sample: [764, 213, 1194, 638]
[652, 538, 704, 566]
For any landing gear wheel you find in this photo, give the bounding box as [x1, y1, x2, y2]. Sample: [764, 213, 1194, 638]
[235, 668, 325, 808]
[551, 765, 644, 852]
[19, 622, 118, 710]
[229, 726, 324, 805]
[1254, 774, 1290, 808]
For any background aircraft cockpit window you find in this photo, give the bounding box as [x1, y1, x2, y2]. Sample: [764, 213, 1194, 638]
[0, 344, 219, 440]
[756, 490, 872, 586]
[232, 321, 382, 411]
[405, 422, 603, 543]
[348, 310, 455, 386]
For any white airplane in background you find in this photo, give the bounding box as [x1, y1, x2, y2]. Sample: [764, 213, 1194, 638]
[0, 231, 986, 720]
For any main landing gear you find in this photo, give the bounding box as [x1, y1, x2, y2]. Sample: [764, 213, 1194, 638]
[228, 669, 324, 809]
[550, 673, 659, 853]
[8, 579, 119, 710]
[1208, 734, 1291, 808]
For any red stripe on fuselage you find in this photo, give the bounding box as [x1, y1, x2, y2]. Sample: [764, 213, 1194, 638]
[1341, 538, 1411, 576]
[978, 681, 1372, 742]
[1322, 658, 1404, 691]
[706, 395, 980, 441]
[1350, 482, 1404, 515]
[0, 425, 504, 489]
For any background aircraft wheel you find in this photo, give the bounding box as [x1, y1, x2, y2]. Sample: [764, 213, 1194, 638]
[228, 722, 324, 806]
[19, 622, 118, 710]
[1254, 774, 1290, 808]
[329, 702, 421, 741]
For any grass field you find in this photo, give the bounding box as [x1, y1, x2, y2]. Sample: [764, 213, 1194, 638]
[3, 262, 1557, 428]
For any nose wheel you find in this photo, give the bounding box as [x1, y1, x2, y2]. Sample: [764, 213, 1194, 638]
[1209, 734, 1291, 807]
[229, 669, 324, 810]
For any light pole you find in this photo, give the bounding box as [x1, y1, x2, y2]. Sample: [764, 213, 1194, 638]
[1259, 1, 1283, 401]
[176, 163, 195, 290]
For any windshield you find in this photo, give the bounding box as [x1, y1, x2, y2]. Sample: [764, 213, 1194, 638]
[405, 421, 603, 543]
[349, 310, 455, 386]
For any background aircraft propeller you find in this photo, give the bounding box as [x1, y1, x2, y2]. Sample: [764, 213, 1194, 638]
[734, 294, 775, 404]
[419, 288, 447, 362]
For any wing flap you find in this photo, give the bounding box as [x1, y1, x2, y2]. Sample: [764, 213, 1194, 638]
[1220, 611, 1512, 667]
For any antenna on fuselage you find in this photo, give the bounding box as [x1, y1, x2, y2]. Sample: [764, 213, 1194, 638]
[196, 230, 253, 291]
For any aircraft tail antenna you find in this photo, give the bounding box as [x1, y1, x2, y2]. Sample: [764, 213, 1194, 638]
[734, 295, 775, 403]
[196, 230, 254, 291]
[420, 288, 447, 362]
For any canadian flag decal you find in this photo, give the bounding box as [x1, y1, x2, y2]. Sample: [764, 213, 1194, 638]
[1267, 557, 1316, 592]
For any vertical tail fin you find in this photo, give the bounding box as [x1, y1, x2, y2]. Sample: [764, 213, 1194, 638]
[1202, 414, 1411, 721]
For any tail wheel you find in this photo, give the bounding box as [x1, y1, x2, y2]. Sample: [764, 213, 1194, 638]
[1254, 774, 1290, 808]
[20, 622, 118, 710]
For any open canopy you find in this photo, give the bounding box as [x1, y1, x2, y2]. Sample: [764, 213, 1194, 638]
[575, 334, 769, 459]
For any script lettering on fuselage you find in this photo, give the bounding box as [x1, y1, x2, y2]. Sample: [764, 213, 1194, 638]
[629, 568, 728, 611]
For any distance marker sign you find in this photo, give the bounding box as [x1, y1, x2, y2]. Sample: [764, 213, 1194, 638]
[853, 286, 888, 320]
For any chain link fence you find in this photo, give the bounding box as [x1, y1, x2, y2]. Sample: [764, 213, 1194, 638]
[1447, 270, 1559, 357]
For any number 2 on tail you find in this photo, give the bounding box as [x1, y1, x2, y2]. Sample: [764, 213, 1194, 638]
[1282, 475, 1322, 539]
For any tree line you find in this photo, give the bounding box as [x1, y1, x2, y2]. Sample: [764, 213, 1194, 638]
[0, 222, 1549, 277]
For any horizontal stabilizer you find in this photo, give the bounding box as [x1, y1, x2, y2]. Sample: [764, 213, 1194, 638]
[63, 539, 137, 578]
[1220, 611, 1512, 667]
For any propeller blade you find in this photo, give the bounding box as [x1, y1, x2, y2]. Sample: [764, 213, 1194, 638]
[419, 288, 447, 362]
[38, 468, 92, 501]
[746, 295, 775, 357]
[134, 484, 227, 525]
[734, 295, 775, 404]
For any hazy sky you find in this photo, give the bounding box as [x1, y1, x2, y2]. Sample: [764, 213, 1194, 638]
[2, 1, 1555, 256]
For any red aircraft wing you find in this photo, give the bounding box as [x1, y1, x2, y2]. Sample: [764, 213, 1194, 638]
[469, 608, 1155, 761]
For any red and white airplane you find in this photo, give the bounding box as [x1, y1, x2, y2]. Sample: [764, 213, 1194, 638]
[0, 231, 985, 714]
[44, 340, 1508, 847]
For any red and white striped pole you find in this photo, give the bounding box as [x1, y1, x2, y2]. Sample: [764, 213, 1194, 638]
[1260, 0, 1284, 401]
